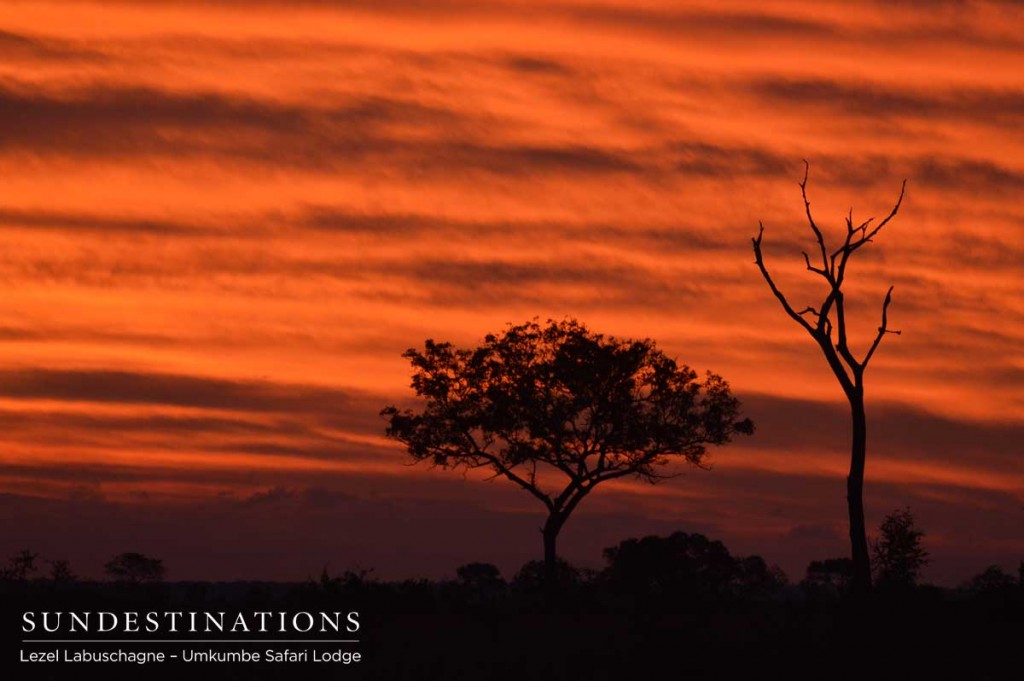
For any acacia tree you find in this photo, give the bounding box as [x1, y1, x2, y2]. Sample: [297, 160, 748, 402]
[752, 164, 906, 596]
[382, 318, 753, 588]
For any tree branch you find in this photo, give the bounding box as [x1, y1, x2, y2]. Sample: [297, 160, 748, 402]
[853, 180, 906, 250]
[863, 286, 900, 369]
[796, 306, 820, 318]
[800, 160, 830, 275]
[756, 165, 914, 394]
[753, 224, 816, 336]
[463, 435, 555, 511]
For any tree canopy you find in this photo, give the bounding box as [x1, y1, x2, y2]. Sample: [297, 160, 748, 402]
[382, 318, 753, 586]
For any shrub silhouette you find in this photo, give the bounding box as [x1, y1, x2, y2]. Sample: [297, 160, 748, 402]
[601, 531, 785, 600]
[48, 559, 76, 583]
[0, 549, 39, 582]
[512, 558, 582, 592]
[802, 557, 854, 596]
[961, 565, 1017, 595]
[456, 562, 505, 590]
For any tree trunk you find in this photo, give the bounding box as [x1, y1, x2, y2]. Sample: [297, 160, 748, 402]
[542, 513, 564, 593]
[847, 388, 872, 596]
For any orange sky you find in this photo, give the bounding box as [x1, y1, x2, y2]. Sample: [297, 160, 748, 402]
[0, 0, 1021, 583]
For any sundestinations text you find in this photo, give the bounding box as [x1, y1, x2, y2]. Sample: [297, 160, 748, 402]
[22, 611, 360, 634]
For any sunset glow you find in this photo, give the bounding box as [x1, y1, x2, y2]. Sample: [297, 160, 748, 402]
[1, 0, 1021, 584]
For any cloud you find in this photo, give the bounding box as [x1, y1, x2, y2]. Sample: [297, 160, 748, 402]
[0, 368, 372, 421]
[0, 82, 304, 152]
[740, 392, 1022, 471]
[0, 82, 449, 160]
[0, 0, 1019, 586]
[553, 3, 836, 39]
[912, 157, 1024, 194]
[665, 142, 792, 179]
[785, 523, 841, 542]
[0, 30, 104, 62]
[748, 78, 1024, 127]
[0, 207, 208, 237]
[0, 80, 652, 179]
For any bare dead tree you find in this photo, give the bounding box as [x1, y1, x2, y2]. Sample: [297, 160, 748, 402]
[752, 163, 906, 596]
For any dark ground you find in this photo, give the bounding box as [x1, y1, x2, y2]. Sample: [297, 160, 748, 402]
[2, 575, 1021, 681]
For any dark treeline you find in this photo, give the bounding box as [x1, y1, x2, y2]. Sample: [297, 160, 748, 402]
[3, 528, 1022, 681]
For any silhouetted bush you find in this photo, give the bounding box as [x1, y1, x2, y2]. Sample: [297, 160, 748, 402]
[48, 558, 76, 583]
[104, 551, 166, 583]
[513, 558, 583, 593]
[0, 549, 38, 582]
[601, 531, 785, 600]
[802, 557, 854, 597]
[962, 565, 1017, 595]
[456, 562, 504, 589]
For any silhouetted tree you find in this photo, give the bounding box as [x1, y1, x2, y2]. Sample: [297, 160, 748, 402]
[383, 318, 753, 589]
[385, 319, 753, 589]
[0, 549, 39, 581]
[104, 552, 165, 583]
[872, 507, 928, 589]
[752, 164, 906, 596]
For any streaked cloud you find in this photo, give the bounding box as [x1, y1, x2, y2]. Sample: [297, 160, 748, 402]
[0, 0, 1019, 583]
